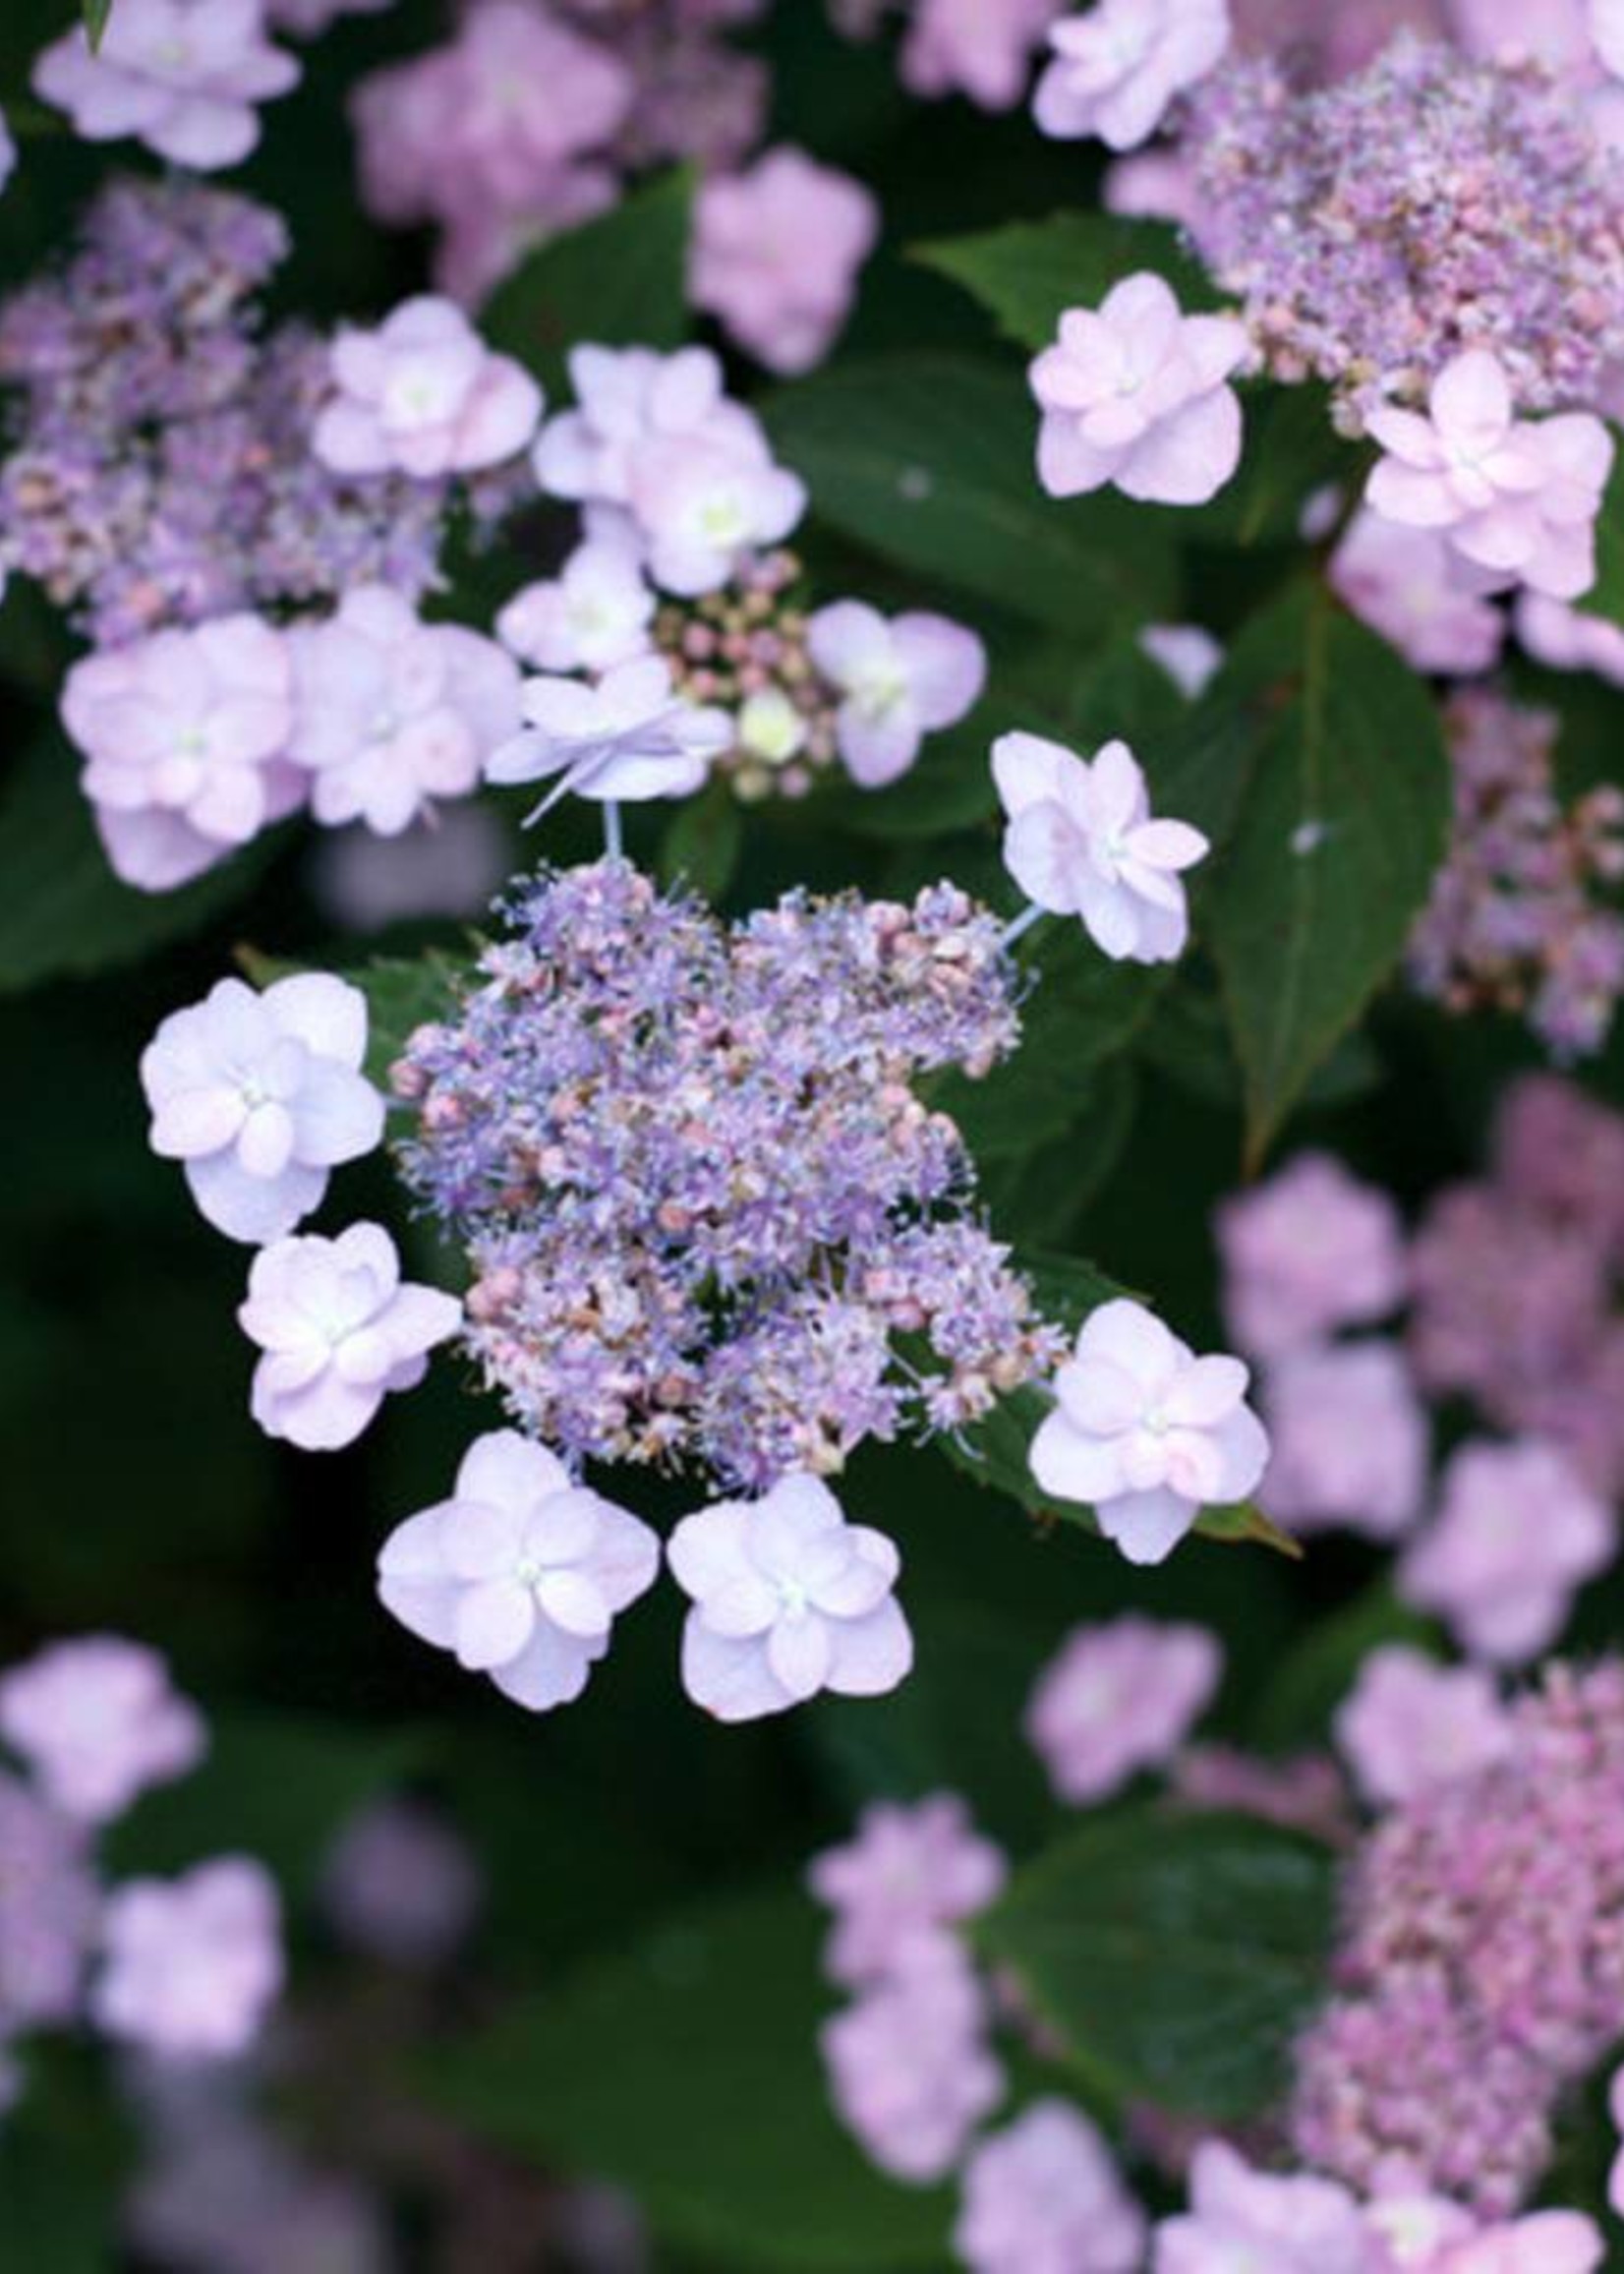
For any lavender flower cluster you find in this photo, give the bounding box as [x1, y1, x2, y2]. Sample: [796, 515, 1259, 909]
[393, 858, 1061, 1489]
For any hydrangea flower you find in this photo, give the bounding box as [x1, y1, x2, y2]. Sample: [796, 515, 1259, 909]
[993, 730, 1208, 962]
[238, 1223, 462, 1452]
[534, 344, 769, 513]
[955, 2100, 1146, 2274]
[1152, 2140, 1376, 2273]
[487, 654, 732, 811]
[1329, 510, 1507, 678]
[1139, 621, 1223, 697]
[1333, 1646, 1514, 1810]
[33, 0, 300, 170]
[0, 1772, 99, 2033]
[1034, 0, 1232, 147]
[62, 612, 301, 893]
[1029, 274, 1248, 505]
[1514, 592, 1624, 687]
[92, 1857, 283, 2060]
[1216, 1152, 1408, 1362]
[0, 1638, 204, 1826]
[141, 974, 383, 1246]
[668, 1473, 912, 1722]
[820, 1932, 1004, 2183]
[319, 1799, 481, 1969]
[808, 1795, 1007, 1989]
[692, 146, 879, 377]
[898, 0, 1061, 109]
[1029, 1298, 1269, 1564]
[495, 535, 655, 675]
[311, 803, 508, 933]
[1258, 1341, 1428, 1541]
[627, 431, 808, 598]
[286, 586, 522, 837]
[1366, 351, 1613, 603]
[806, 602, 986, 787]
[377, 1429, 660, 1712]
[1024, 1616, 1221, 1802]
[314, 295, 542, 479]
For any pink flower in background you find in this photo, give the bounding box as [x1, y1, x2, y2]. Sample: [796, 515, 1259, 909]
[1031, 274, 1247, 505]
[1034, 0, 1232, 147]
[820, 1932, 1004, 2182]
[668, 1473, 912, 1721]
[1102, 147, 1202, 226]
[496, 535, 655, 675]
[1449, 0, 1595, 71]
[63, 613, 301, 894]
[1153, 2140, 1377, 2273]
[956, 2100, 1146, 2274]
[1029, 1299, 1269, 1564]
[1217, 1153, 1408, 1362]
[1025, 1616, 1221, 1803]
[628, 430, 806, 596]
[1330, 511, 1506, 678]
[808, 602, 986, 787]
[239, 1222, 461, 1452]
[141, 973, 382, 1246]
[900, 0, 1061, 109]
[287, 586, 522, 836]
[1334, 1647, 1514, 1809]
[993, 731, 1208, 962]
[0, 1773, 98, 2033]
[0, 1638, 203, 1827]
[314, 296, 542, 479]
[1365, 351, 1614, 603]
[534, 344, 765, 512]
[320, 1798, 481, 1968]
[1515, 593, 1624, 687]
[1258, 1341, 1428, 1540]
[1140, 622, 1223, 696]
[1400, 1438, 1613, 1663]
[34, 0, 299, 169]
[1363, 2198, 1603, 2271]
[377, 1429, 661, 1712]
[808, 1794, 1007, 1988]
[93, 1857, 282, 2060]
[693, 146, 879, 377]
[310, 803, 508, 932]
[488, 654, 732, 808]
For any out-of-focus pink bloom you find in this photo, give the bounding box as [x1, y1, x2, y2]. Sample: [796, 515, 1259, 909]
[1139, 622, 1223, 696]
[1031, 273, 1247, 505]
[126, 2102, 391, 2274]
[994, 732, 1207, 962]
[1153, 2140, 1377, 2272]
[820, 1931, 1004, 2182]
[1171, 1745, 1352, 1842]
[94, 1857, 282, 2060]
[1515, 592, 1624, 686]
[287, 586, 522, 836]
[1365, 351, 1614, 603]
[1259, 1340, 1428, 1541]
[1330, 511, 1506, 677]
[1400, 1438, 1614, 1664]
[955, 2098, 1146, 2274]
[1030, 1299, 1269, 1565]
[321, 1798, 481, 1968]
[1365, 2197, 1603, 2271]
[0, 1638, 203, 1827]
[34, 0, 299, 170]
[534, 343, 765, 511]
[63, 613, 301, 894]
[1102, 148, 1203, 225]
[668, 1473, 912, 1722]
[1035, 0, 1231, 147]
[808, 1795, 1006, 1988]
[0, 1771, 99, 2032]
[309, 803, 508, 932]
[1025, 1616, 1221, 1803]
[377, 1429, 660, 1712]
[693, 146, 878, 377]
[808, 602, 985, 787]
[900, 0, 1061, 109]
[239, 1222, 461, 1452]
[496, 534, 655, 675]
[1449, 0, 1595, 73]
[1334, 1646, 1514, 1809]
[315, 296, 541, 480]
[1217, 1152, 1408, 1363]
[488, 653, 731, 809]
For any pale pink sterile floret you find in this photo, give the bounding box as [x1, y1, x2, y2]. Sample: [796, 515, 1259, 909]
[1596, 0, 1624, 78]
[1029, 1298, 1270, 1565]
[286, 586, 522, 837]
[533, 343, 766, 511]
[1034, 0, 1231, 147]
[954, 2098, 1146, 2274]
[1333, 1645, 1514, 1810]
[668, 1472, 912, 1722]
[1258, 1339, 1428, 1541]
[1450, 0, 1596, 72]
[141, 972, 383, 1246]
[1031, 273, 1247, 506]
[1365, 351, 1615, 604]
[62, 612, 302, 894]
[1368, 2196, 1605, 2272]
[1216, 1151, 1408, 1362]
[693, 146, 879, 378]
[495, 533, 655, 676]
[33, 0, 299, 170]
[993, 729, 1208, 962]
[807, 1793, 1007, 1989]
[807, 601, 986, 787]
[0, 1637, 204, 1827]
[1153, 2140, 1379, 2273]
[377, 1429, 661, 1713]
[899, 0, 1061, 110]
[628, 430, 807, 597]
[93, 1856, 283, 2061]
[487, 653, 732, 811]
[1024, 1615, 1221, 1803]
[314, 295, 542, 480]
[239, 1221, 461, 1452]
[820, 1930, 1004, 2183]
[1514, 592, 1624, 687]
[1330, 510, 1507, 678]
[1399, 1437, 1614, 1664]
[1140, 622, 1223, 696]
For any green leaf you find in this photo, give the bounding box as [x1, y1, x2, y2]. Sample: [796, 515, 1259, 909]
[916, 213, 1216, 351]
[1179, 384, 1355, 552]
[979, 1807, 1337, 2121]
[1249, 1583, 1437, 1751]
[480, 170, 693, 394]
[0, 738, 281, 994]
[660, 777, 744, 902]
[82, 0, 112, 45]
[430, 1886, 950, 2271]
[0, 2048, 128, 2272]
[761, 354, 1179, 636]
[978, 1061, 1139, 1246]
